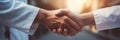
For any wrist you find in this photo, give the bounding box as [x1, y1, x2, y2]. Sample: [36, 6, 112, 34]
[30, 9, 47, 35]
[80, 12, 96, 26]
[36, 9, 51, 23]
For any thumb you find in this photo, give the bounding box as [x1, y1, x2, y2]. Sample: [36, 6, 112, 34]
[55, 10, 70, 17]
[56, 9, 82, 30]
[56, 9, 81, 23]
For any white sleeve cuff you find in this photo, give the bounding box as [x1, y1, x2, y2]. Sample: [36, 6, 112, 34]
[92, 5, 120, 31]
[25, 5, 40, 35]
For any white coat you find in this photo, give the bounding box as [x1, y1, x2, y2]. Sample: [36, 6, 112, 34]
[0, 0, 39, 40]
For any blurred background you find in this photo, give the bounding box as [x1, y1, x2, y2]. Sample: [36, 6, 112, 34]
[27, 0, 120, 40]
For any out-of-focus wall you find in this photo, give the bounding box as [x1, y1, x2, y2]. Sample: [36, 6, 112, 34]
[76, 0, 120, 13]
[33, 0, 66, 10]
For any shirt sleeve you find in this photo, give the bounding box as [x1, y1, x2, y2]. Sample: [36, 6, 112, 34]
[92, 5, 120, 31]
[0, 0, 40, 35]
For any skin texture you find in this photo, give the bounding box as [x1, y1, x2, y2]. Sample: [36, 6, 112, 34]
[35, 9, 81, 36]
[56, 11, 96, 33]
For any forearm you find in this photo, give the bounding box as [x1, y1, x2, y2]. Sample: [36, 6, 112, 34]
[30, 9, 49, 35]
[79, 12, 96, 26]
[0, 0, 40, 35]
[33, 9, 48, 23]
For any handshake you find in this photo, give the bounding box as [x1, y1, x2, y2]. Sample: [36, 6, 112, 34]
[37, 9, 95, 36]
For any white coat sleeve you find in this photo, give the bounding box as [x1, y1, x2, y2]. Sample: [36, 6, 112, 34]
[92, 5, 120, 31]
[0, 0, 40, 35]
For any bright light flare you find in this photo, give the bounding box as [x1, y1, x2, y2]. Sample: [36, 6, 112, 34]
[66, 0, 100, 14]
[66, 0, 87, 13]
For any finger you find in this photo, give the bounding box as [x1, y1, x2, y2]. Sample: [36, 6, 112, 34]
[57, 28, 62, 34]
[65, 17, 81, 31]
[56, 10, 80, 23]
[63, 28, 68, 36]
[46, 18, 62, 29]
[52, 29, 57, 33]
[62, 22, 77, 36]
[55, 9, 69, 17]
[56, 10, 82, 31]
[66, 12, 82, 29]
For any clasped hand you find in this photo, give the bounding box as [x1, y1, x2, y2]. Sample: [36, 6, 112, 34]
[39, 9, 83, 36]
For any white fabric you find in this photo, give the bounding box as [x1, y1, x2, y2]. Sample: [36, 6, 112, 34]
[10, 27, 29, 40]
[0, 25, 6, 40]
[0, 0, 39, 35]
[0, 0, 40, 40]
[92, 5, 120, 31]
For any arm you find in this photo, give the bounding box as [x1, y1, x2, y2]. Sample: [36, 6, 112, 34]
[0, 0, 40, 35]
[79, 5, 120, 31]
[57, 5, 120, 31]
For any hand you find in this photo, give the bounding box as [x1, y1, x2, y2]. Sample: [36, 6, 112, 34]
[56, 10, 96, 31]
[56, 10, 84, 31]
[38, 9, 81, 36]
